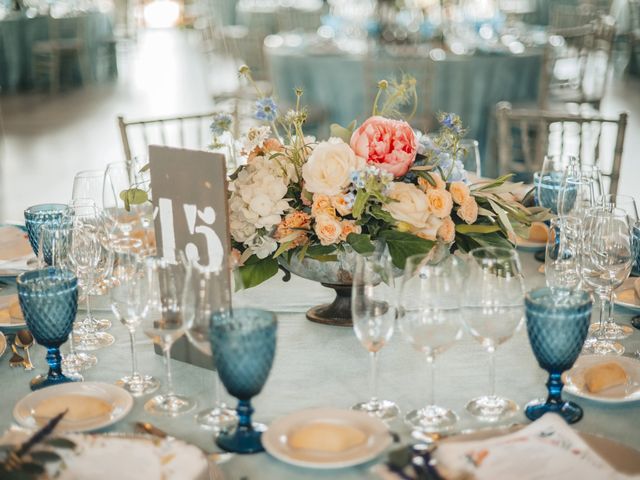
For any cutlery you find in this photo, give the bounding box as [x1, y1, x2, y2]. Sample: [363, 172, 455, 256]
[9, 343, 26, 368]
[15, 330, 34, 370]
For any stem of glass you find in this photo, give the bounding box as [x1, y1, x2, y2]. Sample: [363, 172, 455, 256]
[85, 293, 93, 330]
[597, 290, 607, 339]
[426, 354, 435, 406]
[163, 344, 174, 397]
[488, 346, 496, 397]
[128, 328, 138, 379]
[213, 372, 221, 406]
[369, 350, 379, 404]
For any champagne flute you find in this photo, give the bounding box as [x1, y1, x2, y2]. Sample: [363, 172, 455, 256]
[143, 254, 197, 416]
[110, 237, 160, 396]
[462, 247, 525, 422]
[580, 207, 633, 356]
[398, 254, 465, 432]
[185, 265, 237, 430]
[351, 251, 399, 421]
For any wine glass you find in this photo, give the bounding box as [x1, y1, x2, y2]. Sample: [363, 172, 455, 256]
[462, 247, 525, 422]
[185, 265, 237, 431]
[17, 268, 79, 390]
[143, 255, 196, 416]
[398, 254, 465, 432]
[110, 237, 160, 396]
[211, 307, 277, 454]
[66, 201, 115, 350]
[580, 207, 633, 356]
[545, 217, 580, 293]
[351, 251, 399, 421]
[524, 287, 592, 424]
[71, 169, 105, 206]
[23, 204, 70, 257]
[558, 164, 603, 224]
[536, 155, 577, 215]
[38, 223, 94, 375]
[459, 139, 481, 176]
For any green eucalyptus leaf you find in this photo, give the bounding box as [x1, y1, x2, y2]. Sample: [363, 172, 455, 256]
[45, 438, 76, 449]
[455, 224, 502, 234]
[29, 451, 61, 464]
[346, 233, 375, 254]
[1, 469, 36, 480]
[120, 188, 148, 206]
[19, 462, 44, 474]
[138, 163, 150, 173]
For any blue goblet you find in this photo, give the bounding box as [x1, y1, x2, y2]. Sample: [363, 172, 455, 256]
[23, 204, 70, 257]
[211, 308, 277, 454]
[524, 287, 592, 424]
[17, 268, 79, 390]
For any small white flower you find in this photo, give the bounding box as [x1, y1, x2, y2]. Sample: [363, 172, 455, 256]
[242, 126, 271, 152]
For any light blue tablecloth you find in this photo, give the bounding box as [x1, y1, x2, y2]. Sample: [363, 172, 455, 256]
[0, 11, 115, 92]
[0, 250, 639, 478]
[265, 36, 542, 176]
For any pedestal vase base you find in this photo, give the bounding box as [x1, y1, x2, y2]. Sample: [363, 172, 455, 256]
[306, 283, 352, 327]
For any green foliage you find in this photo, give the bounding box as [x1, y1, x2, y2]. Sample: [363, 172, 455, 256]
[380, 230, 435, 269]
[329, 121, 357, 143]
[346, 233, 376, 254]
[119, 188, 148, 211]
[238, 256, 279, 289]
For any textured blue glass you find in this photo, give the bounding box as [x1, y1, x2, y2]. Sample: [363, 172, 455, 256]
[17, 268, 79, 390]
[210, 308, 277, 454]
[534, 173, 576, 215]
[23, 204, 70, 257]
[525, 287, 591, 424]
[632, 225, 640, 276]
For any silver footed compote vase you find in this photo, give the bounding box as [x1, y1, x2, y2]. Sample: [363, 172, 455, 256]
[278, 242, 451, 327]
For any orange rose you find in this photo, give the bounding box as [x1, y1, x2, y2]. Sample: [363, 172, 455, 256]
[418, 172, 446, 191]
[331, 194, 354, 216]
[275, 211, 311, 248]
[340, 220, 362, 241]
[312, 194, 336, 218]
[314, 214, 342, 246]
[426, 188, 453, 218]
[449, 181, 470, 205]
[437, 217, 456, 243]
[458, 196, 478, 224]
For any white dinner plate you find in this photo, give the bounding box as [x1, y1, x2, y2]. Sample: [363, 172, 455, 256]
[515, 237, 546, 252]
[563, 355, 640, 404]
[613, 278, 640, 312]
[262, 407, 392, 469]
[13, 382, 134, 433]
[0, 292, 27, 329]
[0, 332, 6, 359]
[0, 226, 35, 277]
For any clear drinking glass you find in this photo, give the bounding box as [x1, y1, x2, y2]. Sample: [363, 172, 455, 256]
[459, 139, 481, 177]
[545, 217, 580, 293]
[462, 247, 525, 422]
[143, 255, 197, 416]
[72, 169, 106, 207]
[536, 155, 577, 214]
[558, 164, 603, 224]
[351, 251, 399, 421]
[398, 254, 465, 432]
[185, 265, 237, 431]
[580, 207, 633, 356]
[110, 237, 160, 396]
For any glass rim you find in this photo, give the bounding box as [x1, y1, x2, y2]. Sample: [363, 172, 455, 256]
[74, 169, 104, 178]
[213, 307, 277, 329]
[17, 267, 77, 287]
[24, 203, 70, 216]
[525, 287, 591, 309]
[469, 246, 519, 261]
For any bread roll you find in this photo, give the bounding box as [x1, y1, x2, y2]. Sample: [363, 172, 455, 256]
[288, 422, 367, 453]
[584, 362, 629, 393]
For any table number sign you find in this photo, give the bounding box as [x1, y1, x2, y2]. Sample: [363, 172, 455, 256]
[149, 145, 231, 369]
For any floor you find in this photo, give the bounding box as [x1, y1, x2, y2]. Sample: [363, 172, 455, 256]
[0, 28, 638, 221]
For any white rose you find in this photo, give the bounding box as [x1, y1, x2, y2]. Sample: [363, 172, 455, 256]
[248, 234, 277, 259]
[382, 182, 430, 229]
[302, 138, 364, 196]
[414, 215, 444, 241]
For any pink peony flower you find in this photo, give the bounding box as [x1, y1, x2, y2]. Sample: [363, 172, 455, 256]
[350, 116, 417, 177]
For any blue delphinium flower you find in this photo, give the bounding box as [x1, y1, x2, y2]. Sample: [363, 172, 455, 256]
[351, 171, 365, 189]
[255, 97, 278, 122]
[210, 113, 233, 136]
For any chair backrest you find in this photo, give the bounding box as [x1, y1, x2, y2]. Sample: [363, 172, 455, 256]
[362, 50, 436, 133]
[550, 3, 598, 30]
[539, 15, 616, 108]
[495, 101, 627, 194]
[117, 112, 220, 161]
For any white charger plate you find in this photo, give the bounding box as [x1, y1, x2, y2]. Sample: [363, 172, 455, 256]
[563, 355, 640, 404]
[613, 278, 640, 312]
[0, 292, 26, 329]
[13, 382, 134, 433]
[0, 332, 6, 359]
[262, 407, 392, 469]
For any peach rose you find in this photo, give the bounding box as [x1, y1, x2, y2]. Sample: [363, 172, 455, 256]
[418, 172, 446, 191]
[274, 211, 311, 249]
[414, 215, 444, 241]
[426, 188, 453, 218]
[331, 194, 354, 216]
[314, 213, 342, 246]
[449, 181, 470, 205]
[263, 137, 284, 153]
[311, 194, 336, 218]
[302, 138, 364, 196]
[458, 196, 478, 224]
[437, 217, 456, 243]
[340, 220, 362, 241]
[382, 182, 430, 229]
[350, 116, 417, 177]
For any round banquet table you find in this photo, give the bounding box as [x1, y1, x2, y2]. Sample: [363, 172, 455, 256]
[236, 0, 324, 33]
[1, 250, 639, 478]
[265, 34, 542, 176]
[0, 10, 115, 93]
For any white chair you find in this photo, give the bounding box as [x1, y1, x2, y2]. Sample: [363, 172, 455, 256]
[495, 101, 628, 195]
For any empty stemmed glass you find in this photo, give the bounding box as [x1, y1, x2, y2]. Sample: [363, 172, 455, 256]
[580, 207, 634, 356]
[143, 255, 196, 416]
[110, 237, 160, 396]
[185, 265, 237, 431]
[545, 217, 580, 293]
[524, 287, 592, 424]
[536, 155, 577, 216]
[462, 247, 525, 422]
[351, 251, 399, 421]
[398, 254, 465, 432]
[72, 169, 105, 207]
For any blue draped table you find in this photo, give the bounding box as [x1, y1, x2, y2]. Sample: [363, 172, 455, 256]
[0, 10, 115, 93]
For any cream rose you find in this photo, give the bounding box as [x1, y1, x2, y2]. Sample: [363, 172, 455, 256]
[426, 188, 453, 218]
[414, 215, 443, 241]
[382, 182, 430, 229]
[340, 220, 362, 241]
[312, 194, 336, 218]
[331, 194, 354, 216]
[449, 181, 470, 205]
[437, 217, 456, 243]
[302, 138, 364, 196]
[458, 196, 479, 224]
[314, 213, 343, 246]
[418, 172, 446, 191]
